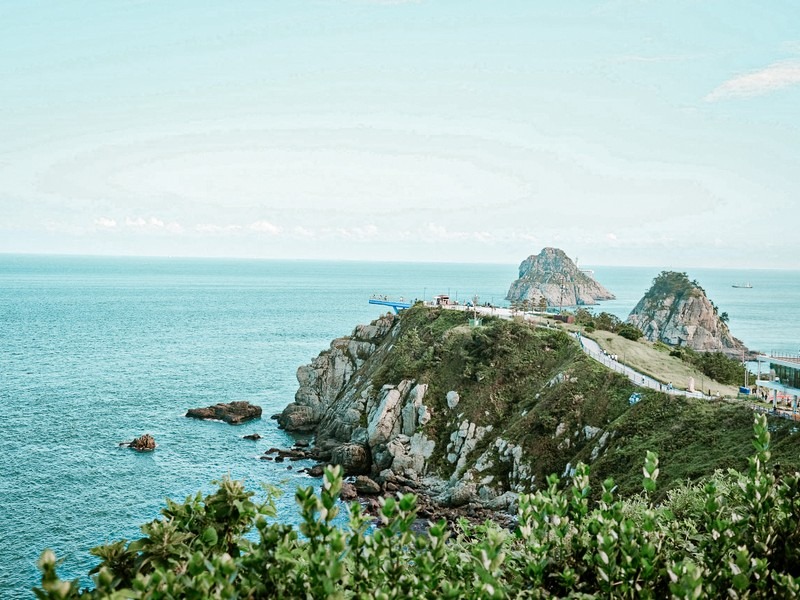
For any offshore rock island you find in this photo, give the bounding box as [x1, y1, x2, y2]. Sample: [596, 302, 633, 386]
[506, 247, 615, 307]
[186, 401, 262, 424]
[627, 271, 750, 357]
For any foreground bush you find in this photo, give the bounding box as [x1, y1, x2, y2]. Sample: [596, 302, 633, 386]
[36, 415, 800, 599]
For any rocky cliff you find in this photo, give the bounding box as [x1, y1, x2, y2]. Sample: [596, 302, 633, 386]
[627, 271, 749, 357]
[506, 247, 615, 307]
[276, 304, 793, 510]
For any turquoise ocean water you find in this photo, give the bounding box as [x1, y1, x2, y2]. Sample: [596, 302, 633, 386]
[1, 255, 797, 596]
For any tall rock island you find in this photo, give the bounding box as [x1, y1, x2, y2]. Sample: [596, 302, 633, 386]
[506, 247, 615, 307]
[627, 271, 749, 357]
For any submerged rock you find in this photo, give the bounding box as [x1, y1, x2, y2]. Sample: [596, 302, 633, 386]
[185, 401, 262, 425]
[243, 433, 262, 440]
[306, 464, 325, 477]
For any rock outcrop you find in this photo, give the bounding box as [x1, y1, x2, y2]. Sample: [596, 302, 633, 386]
[277, 306, 621, 512]
[506, 247, 615, 307]
[122, 434, 156, 452]
[278, 314, 396, 434]
[186, 401, 262, 425]
[627, 271, 749, 357]
[277, 303, 792, 521]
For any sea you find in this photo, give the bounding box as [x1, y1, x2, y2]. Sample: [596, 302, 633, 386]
[1, 254, 797, 597]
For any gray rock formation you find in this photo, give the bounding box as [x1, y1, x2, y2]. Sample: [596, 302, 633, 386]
[186, 401, 262, 425]
[279, 308, 620, 511]
[354, 476, 382, 494]
[278, 313, 441, 483]
[506, 247, 615, 307]
[627, 271, 749, 357]
[278, 314, 396, 433]
[122, 433, 156, 452]
[330, 443, 370, 475]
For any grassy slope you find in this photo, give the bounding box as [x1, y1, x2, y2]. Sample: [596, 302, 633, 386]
[573, 325, 740, 396]
[584, 394, 800, 498]
[373, 306, 800, 498]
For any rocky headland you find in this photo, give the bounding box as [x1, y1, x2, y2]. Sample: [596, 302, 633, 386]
[277, 304, 782, 515]
[627, 271, 750, 358]
[506, 247, 615, 307]
[186, 401, 262, 425]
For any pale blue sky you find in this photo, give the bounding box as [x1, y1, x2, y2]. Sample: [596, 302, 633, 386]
[2, 1, 799, 267]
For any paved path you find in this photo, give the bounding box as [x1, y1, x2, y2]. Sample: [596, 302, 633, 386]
[575, 333, 709, 399]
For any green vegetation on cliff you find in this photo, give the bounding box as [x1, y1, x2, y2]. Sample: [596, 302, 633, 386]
[668, 346, 747, 386]
[643, 271, 701, 302]
[367, 305, 800, 498]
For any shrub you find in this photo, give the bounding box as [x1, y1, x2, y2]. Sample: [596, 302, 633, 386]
[617, 324, 643, 341]
[670, 346, 747, 386]
[35, 415, 800, 599]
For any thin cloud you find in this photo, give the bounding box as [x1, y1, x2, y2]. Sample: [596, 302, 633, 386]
[508, 231, 537, 243]
[612, 53, 704, 64]
[291, 226, 316, 239]
[125, 216, 183, 233]
[248, 220, 282, 235]
[705, 60, 800, 101]
[352, 0, 422, 4]
[94, 217, 117, 229]
[328, 225, 379, 240]
[125, 217, 148, 228]
[423, 223, 495, 243]
[195, 224, 243, 234]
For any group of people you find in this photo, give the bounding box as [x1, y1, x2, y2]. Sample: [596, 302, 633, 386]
[600, 349, 619, 361]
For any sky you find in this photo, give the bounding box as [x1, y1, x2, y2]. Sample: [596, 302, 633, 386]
[1, 1, 799, 268]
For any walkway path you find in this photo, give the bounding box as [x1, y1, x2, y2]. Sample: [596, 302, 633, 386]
[576, 333, 709, 399]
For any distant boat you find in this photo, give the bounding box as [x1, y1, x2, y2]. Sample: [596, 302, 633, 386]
[732, 283, 753, 289]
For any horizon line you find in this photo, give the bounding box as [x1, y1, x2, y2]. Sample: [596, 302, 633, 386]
[0, 250, 796, 272]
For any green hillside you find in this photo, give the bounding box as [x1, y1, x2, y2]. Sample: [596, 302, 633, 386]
[371, 304, 800, 498]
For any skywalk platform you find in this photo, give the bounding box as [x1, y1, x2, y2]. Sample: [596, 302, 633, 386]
[368, 298, 412, 314]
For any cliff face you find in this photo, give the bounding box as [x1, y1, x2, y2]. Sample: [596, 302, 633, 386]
[280, 298, 800, 508]
[278, 314, 397, 433]
[506, 247, 615, 307]
[280, 306, 643, 507]
[279, 304, 797, 509]
[627, 271, 748, 357]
